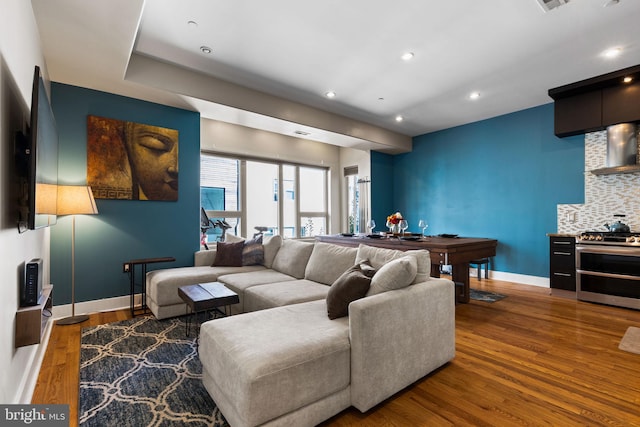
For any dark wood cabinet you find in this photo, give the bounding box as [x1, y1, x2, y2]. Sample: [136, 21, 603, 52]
[549, 64, 640, 137]
[554, 91, 602, 137]
[549, 236, 576, 294]
[15, 285, 53, 347]
[602, 82, 640, 126]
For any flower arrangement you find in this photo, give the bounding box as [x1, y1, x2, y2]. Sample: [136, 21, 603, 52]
[386, 211, 403, 225]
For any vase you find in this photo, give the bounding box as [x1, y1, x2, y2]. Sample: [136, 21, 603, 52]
[390, 224, 400, 234]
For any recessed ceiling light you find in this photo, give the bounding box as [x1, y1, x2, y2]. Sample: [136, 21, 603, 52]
[395, 115, 404, 122]
[200, 46, 212, 54]
[623, 76, 633, 83]
[401, 52, 414, 61]
[325, 91, 336, 99]
[188, 20, 198, 27]
[603, 0, 620, 6]
[603, 47, 622, 58]
[294, 130, 311, 136]
[469, 92, 481, 100]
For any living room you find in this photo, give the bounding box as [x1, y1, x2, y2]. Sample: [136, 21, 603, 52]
[2, 0, 640, 425]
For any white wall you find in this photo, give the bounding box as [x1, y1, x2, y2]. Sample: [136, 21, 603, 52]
[0, 0, 52, 403]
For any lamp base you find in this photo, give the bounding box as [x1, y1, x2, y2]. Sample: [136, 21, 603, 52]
[56, 314, 90, 325]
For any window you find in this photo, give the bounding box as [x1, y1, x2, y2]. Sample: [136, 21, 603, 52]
[201, 153, 329, 241]
[200, 156, 241, 241]
[344, 167, 359, 234]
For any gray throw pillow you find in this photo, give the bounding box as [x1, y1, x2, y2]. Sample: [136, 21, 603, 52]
[326, 264, 371, 319]
[367, 255, 417, 296]
[242, 235, 264, 266]
[212, 241, 244, 267]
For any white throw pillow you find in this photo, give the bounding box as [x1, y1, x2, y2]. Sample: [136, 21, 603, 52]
[224, 234, 245, 243]
[367, 256, 417, 296]
[355, 244, 404, 269]
[405, 249, 431, 284]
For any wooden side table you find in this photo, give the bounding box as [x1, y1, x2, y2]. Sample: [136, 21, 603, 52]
[126, 256, 175, 316]
[178, 282, 239, 337]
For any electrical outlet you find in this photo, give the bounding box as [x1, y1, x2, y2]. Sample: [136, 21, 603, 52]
[123, 263, 130, 273]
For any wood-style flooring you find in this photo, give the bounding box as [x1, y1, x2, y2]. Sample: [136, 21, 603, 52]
[32, 278, 640, 426]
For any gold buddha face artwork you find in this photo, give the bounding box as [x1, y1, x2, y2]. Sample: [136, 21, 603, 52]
[87, 115, 179, 201]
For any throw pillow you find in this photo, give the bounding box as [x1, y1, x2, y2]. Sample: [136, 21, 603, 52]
[242, 235, 264, 266]
[359, 259, 377, 278]
[212, 241, 244, 267]
[224, 234, 245, 243]
[326, 264, 371, 319]
[367, 255, 417, 296]
[405, 249, 431, 284]
[355, 244, 405, 269]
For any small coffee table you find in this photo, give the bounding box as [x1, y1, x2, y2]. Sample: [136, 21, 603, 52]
[178, 282, 239, 337]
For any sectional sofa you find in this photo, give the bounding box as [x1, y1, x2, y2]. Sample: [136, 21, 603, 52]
[146, 236, 456, 427]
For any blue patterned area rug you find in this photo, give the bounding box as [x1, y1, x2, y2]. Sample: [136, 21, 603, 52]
[79, 316, 229, 427]
[470, 288, 507, 303]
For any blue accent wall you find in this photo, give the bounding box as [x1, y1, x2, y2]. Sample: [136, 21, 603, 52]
[50, 83, 200, 304]
[375, 103, 584, 278]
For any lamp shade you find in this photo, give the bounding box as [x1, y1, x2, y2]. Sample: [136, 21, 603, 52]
[56, 185, 98, 216]
[35, 183, 58, 214]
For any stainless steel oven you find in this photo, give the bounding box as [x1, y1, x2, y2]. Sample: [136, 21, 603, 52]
[576, 242, 640, 310]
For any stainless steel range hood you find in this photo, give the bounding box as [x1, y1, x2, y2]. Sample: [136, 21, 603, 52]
[592, 123, 640, 175]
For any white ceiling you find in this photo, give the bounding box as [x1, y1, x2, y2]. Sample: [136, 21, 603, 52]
[31, 0, 640, 151]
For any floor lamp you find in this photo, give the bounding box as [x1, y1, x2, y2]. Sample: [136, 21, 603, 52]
[56, 185, 98, 326]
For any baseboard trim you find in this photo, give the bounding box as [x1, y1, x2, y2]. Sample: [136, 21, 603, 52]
[469, 268, 549, 288]
[51, 294, 142, 319]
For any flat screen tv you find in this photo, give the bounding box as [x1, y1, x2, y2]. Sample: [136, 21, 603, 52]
[17, 65, 59, 231]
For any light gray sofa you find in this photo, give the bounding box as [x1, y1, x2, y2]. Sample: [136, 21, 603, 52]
[146, 237, 455, 427]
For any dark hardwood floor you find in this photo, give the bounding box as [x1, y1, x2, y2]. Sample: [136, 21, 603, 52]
[32, 278, 640, 426]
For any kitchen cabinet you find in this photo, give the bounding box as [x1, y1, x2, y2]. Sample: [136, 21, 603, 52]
[549, 236, 576, 295]
[549, 64, 640, 138]
[553, 91, 602, 137]
[602, 82, 640, 126]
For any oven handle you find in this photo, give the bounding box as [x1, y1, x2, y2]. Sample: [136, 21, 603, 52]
[576, 269, 640, 281]
[576, 244, 640, 255]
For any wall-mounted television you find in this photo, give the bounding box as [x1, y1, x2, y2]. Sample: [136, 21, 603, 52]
[16, 65, 59, 231]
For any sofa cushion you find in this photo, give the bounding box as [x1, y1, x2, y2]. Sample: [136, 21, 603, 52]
[304, 242, 358, 286]
[242, 235, 264, 266]
[146, 265, 265, 306]
[244, 279, 329, 312]
[262, 235, 282, 268]
[271, 239, 315, 279]
[199, 300, 350, 427]
[212, 241, 244, 267]
[326, 264, 371, 319]
[217, 269, 297, 313]
[367, 255, 417, 296]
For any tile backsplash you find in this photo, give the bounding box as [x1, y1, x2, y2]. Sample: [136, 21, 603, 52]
[557, 130, 640, 234]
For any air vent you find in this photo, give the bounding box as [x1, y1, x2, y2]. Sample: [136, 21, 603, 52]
[536, 0, 570, 12]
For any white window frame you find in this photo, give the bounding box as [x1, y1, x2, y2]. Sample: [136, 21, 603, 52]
[201, 152, 329, 238]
